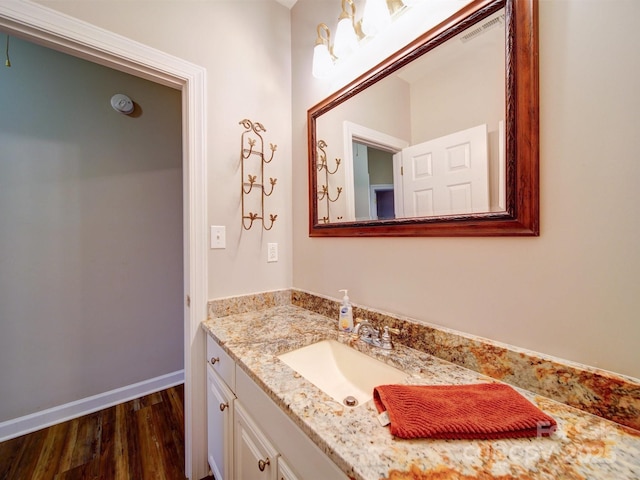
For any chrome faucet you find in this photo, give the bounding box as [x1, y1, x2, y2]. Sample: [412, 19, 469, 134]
[353, 320, 400, 350]
[353, 320, 380, 346]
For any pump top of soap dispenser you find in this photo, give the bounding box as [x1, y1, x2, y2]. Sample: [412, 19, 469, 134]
[339, 289, 349, 304]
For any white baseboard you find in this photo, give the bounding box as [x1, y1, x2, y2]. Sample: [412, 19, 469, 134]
[0, 370, 184, 442]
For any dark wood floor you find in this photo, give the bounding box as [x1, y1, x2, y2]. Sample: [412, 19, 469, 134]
[0, 384, 187, 480]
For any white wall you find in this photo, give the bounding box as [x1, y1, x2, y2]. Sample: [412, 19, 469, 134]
[408, 11, 505, 144]
[36, 0, 294, 300]
[292, 0, 640, 379]
[315, 74, 410, 220]
[0, 36, 183, 421]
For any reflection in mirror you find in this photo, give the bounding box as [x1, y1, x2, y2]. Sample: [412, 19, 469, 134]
[317, 8, 506, 223]
[316, 139, 343, 224]
[308, 0, 539, 237]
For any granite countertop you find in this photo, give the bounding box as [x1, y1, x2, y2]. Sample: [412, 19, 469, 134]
[201, 305, 640, 480]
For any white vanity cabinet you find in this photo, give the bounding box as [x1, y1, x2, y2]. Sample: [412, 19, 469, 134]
[233, 402, 302, 480]
[277, 457, 300, 480]
[206, 336, 236, 480]
[235, 366, 348, 480]
[205, 334, 348, 480]
[234, 402, 279, 480]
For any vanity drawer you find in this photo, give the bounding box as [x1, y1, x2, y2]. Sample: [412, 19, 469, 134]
[207, 334, 236, 391]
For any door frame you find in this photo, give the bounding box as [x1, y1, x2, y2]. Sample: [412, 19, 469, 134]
[0, 2, 208, 478]
[342, 121, 408, 221]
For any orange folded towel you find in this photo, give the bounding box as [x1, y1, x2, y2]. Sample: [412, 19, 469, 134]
[373, 383, 557, 440]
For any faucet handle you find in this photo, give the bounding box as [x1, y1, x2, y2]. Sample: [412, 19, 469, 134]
[352, 318, 365, 336]
[381, 326, 400, 350]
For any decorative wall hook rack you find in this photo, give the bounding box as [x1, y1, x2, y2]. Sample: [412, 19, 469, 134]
[239, 119, 278, 230]
[316, 139, 342, 224]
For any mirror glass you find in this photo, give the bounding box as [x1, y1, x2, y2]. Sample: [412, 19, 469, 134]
[317, 8, 505, 223]
[308, 0, 539, 237]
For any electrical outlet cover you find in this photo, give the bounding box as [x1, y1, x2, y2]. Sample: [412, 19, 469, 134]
[267, 243, 278, 262]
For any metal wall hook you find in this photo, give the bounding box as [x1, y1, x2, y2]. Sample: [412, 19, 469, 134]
[263, 143, 277, 164]
[263, 177, 277, 197]
[316, 139, 342, 223]
[4, 34, 11, 68]
[239, 119, 278, 230]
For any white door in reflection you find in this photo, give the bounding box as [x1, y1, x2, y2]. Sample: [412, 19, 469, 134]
[401, 124, 489, 217]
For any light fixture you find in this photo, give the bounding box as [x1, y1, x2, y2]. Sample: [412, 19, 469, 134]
[312, 23, 334, 79]
[311, 0, 415, 79]
[361, 0, 391, 37]
[333, 0, 361, 60]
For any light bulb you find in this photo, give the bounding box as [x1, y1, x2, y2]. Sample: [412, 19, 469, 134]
[312, 43, 334, 78]
[362, 0, 392, 37]
[312, 23, 334, 79]
[333, 17, 359, 59]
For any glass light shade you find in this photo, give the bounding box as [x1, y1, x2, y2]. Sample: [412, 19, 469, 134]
[333, 18, 359, 59]
[312, 43, 333, 78]
[362, 0, 392, 37]
[402, 0, 426, 5]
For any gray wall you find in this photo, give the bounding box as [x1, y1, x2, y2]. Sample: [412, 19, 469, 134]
[368, 148, 393, 186]
[0, 37, 183, 421]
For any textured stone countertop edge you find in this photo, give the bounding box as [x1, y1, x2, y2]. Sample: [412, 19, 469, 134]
[201, 305, 640, 480]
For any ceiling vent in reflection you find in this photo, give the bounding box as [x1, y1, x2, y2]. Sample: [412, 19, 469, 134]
[460, 14, 505, 43]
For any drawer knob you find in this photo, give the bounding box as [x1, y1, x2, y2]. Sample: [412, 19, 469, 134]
[258, 458, 270, 472]
[219, 402, 229, 412]
[210, 357, 220, 365]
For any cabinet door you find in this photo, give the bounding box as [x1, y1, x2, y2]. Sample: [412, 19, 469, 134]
[207, 365, 235, 480]
[277, 457, 300, 480]
[234, 402, 278, 480]
[236, 366, 349, 479]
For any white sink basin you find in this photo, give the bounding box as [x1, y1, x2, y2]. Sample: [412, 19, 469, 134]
[277, 339, 407, 407]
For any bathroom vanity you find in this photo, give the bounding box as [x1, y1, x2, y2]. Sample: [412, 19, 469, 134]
[205, 332, 347, 480]
[202, 304, 640, 480]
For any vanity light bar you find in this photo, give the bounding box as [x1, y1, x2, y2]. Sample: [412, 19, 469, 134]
[312, 0, 414, 79]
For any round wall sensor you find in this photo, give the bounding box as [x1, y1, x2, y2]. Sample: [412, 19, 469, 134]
[110, 94, 134, 114]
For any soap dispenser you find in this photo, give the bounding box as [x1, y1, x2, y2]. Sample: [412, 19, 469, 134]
[338, 289, 354, 333]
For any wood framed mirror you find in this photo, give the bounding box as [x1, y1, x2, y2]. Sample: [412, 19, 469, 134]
[308, 0, 538, 237]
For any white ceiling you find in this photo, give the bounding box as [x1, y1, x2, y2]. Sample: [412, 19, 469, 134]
[276, 0, 298, 8]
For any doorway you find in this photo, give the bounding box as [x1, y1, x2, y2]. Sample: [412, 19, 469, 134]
[371, 185, 395, 220]
[352, 140, 396, 220]
[0, 4, 207, 479]
[343, 121, 409, 222]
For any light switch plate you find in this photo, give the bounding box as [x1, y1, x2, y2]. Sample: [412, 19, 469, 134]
[267, 243, 278, 262]
[210, 226, 226, 249]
